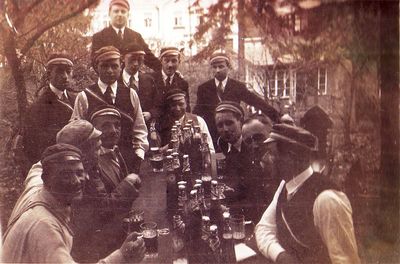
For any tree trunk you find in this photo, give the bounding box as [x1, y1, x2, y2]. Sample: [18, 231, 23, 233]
[237, 0, 245, 81]
[3, 30, 28, 128]
[378, 0, 399, 243]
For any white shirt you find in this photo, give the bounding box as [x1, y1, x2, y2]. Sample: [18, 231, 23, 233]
[214, 77, 228, 92]
[112, 26, 125, 37]
[227, 136, 242, 153]
[122, 70, 139, 90]
[70, 80, 149, 159]
[255, 166, 360, 264]
[162, 70, 174, 86]
[97, 79, 118, 104]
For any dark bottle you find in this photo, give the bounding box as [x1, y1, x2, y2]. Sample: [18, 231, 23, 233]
[221, 212, 235, 263]
[182, 126, 192, 155]
[182, 155, 193, 190]
[200, 134, 212, 198]
[177, 184, 188, 218]
[210, 180, 223, 226]
[149, 120, 161, 148]
[187, 190, 203, 263]
[201, 216, 211, 241]
[190, 125, 203, 173]
[166, 155, 178, 214]
[172, 152, 181, 178]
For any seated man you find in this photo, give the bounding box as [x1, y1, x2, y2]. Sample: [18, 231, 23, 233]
[158, 89, 214, 152]
[241, 113, 277, 221]
[255, 124, 360, 264]
[2, 144, 145, 263]
[214, 101, 252, 213]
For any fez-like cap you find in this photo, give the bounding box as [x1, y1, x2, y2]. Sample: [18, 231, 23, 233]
[56, 120, 102, 147]
[121, 43, 145, 56]
[90, 105, 121, 121]
[215, 101, 244, 119]
[109, 0, 130, 10]
[46, 53, 74, 67]
[210, 50, 230, 65]
[265, 124, 317, 151]
[159, 47, 180, 59]
[280, 114, 295, 125]
[300, 105, 333, 131]
[165, 89, 186, 102]
[93, 46, 121, 65]
[41, 143, 82, 166]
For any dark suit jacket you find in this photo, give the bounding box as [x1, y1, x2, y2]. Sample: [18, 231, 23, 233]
[23, 87, 73, 163]
[193, 78, 280, 144]
[118, 72, 162, 121]
[151, 71, 191, 113]
[92, 26, 161, 72]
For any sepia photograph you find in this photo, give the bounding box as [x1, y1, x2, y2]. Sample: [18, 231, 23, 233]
[0, 0, 398, 263]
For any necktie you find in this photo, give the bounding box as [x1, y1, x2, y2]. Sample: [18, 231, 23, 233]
[104, 86, 113, 105]
[217, 81, 224, 101]
[165, 76, 171, 89]
[118, 29, 123, 41]
[129, 75, 138, 91]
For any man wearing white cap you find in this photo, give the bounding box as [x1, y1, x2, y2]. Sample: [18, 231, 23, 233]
[194, 50, 280, 145]
[92, 0, 161, 71]
[152, 47, 190, 113]
[24, 53, 75, 163]
[72, 46, 148, 174]
[256, 124, 360, 264]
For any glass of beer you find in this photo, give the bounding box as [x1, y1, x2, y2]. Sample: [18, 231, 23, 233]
[150, 147, 163, 172]
[140, 221, 158, 257]
[230, 214, 246, 243]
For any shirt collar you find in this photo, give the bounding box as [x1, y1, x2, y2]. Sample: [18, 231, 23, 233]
[49, 83, 65, 99]
[215, 77, 228, 90]
[122, 70, 139, 86]
[99, 145, 117, 155]
[228, 136, 242, 153]
[162, 70, 174, 83]
[98, 79, 118, 95]
[112, 26, 125, 35]
[286, 166, 314, 198]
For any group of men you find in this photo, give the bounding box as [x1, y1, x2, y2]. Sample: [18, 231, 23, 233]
[3, 0, 361, 263]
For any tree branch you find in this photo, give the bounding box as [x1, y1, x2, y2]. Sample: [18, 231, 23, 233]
[14, 0, 44, 29]
[20, 0, 98, 55]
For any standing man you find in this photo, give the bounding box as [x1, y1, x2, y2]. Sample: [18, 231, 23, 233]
[120, 43, 161, 125]
[23, 53, 75, 163]
[152, 47, 190, 112]
[2, 144, 145, 263]
[256, 124, 360, 264]
[92, 0, 161, 72]
[72, 46, 148, 174]
[194, 50, 279, 145]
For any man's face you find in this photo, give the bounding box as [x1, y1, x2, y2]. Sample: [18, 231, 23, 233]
[261, 141, 293, 181]
[211, 60, 229, 81]
[215, 111, 242, 144]
[109, 5, 129, 28]
[169, 98, 187, 119]
[81, 138, 102, 165]
[47, 161, 87, 205]
[124, 53, 144, 75]
[242, 120, 271, 159]
[97, 58, 121, 85]
[49, 65, 73, 91]
[92, 116, 121, 149]
[161, 55, 180, 76]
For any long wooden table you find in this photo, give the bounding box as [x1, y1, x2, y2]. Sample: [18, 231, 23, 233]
[131, 159, 273, 263]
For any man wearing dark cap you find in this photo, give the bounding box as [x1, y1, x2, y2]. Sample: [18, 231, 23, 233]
[255, 124, 360, 264]
[152, 47, 190, 112]
[72, 46, 148, 174]
[214, 101, 252, 212]
[158, 89, 214, 151]
[23, 53, 75, 163]
[91, 0, 161, 71]
[120, 43, 161, 126]
[2, 143, 145, 263]
[194, 50, 279, 145]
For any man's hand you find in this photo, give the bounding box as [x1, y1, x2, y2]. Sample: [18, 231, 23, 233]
[276, 251, 297, 264]
[120, 232, 146, 262]
[143, 112, 152, 121]
[125, 173, 142, 189]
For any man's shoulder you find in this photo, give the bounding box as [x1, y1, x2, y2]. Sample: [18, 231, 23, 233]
[139, 72, 155, 81]
[124, 27, 142, 38]
[227, 78, 246, 88]
[198, 79, 215, 89]
[93, 26, 112, 38]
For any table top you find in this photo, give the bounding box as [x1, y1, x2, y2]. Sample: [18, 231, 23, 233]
[132, 160, 272, 264]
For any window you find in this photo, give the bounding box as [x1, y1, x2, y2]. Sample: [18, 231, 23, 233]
[268, 70, 290, 98]
[317, 67, 327, 95]
[174, 16, 183, 27]
[144, 17, 152, 27]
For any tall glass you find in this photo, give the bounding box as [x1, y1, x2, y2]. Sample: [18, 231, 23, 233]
[150, 147, 163, 172]
[230, 214, 245, 243]
[140, 222, 158, 257]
